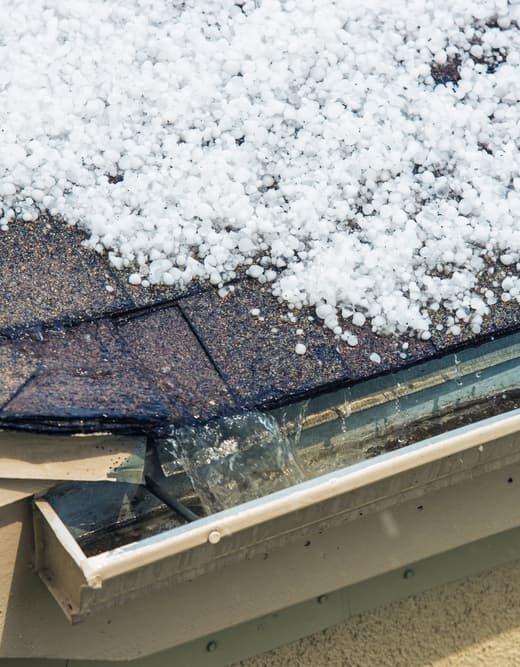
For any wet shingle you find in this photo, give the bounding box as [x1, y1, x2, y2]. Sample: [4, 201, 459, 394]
[116, 306, 236, 421]
[180, 281, 435, 407]
[2, 320, 168, 431]
[0, 217, 132, 336]
[338, 323, 435, 381]
[430, 303, 520, 353]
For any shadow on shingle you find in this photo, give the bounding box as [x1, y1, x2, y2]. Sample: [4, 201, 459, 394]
[0, 217, 133, 337]
[179, 280, 435, 408]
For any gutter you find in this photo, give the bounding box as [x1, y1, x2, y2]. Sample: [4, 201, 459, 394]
[33, 407, 520, 622]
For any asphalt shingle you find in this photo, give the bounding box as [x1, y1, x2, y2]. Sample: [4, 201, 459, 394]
[0, 342, 39, 408]
[1, 320, 168, 431]
[116, 306, 236, 421]
[431, 269, 520, 353]
[179, 281, 435, 408]
[2, 217, 519, 430]
[0, 217, 132, 337]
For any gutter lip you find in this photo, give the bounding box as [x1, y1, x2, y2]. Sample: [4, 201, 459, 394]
[38, 407, 520, 586]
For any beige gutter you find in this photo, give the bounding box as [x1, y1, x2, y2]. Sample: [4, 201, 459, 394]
[32, 407, 520, 624]
[81, 408, 520, 583]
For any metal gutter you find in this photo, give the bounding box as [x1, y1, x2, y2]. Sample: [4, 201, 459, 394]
[33, 407, 520, 622]
[88, 408, 520, 579]
[73, 525, 520, 667]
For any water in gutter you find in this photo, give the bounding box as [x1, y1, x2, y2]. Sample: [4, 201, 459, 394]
[162, 411, 306, 514]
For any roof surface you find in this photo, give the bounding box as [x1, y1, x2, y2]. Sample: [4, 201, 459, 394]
[0, 216, 518, 434]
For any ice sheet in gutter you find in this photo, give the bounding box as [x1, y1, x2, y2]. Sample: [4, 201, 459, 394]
[163, 412, 305, 514]
[155, 331, 520, 512]
[45, 481, 188, 558]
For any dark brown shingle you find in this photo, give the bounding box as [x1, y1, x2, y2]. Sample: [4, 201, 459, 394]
[2, 320, 168, 431]
[116, 306, 236, 421]
[0, 342, 39, 408]
[179, 281, 435, 408]
[0, 217, 132, 337]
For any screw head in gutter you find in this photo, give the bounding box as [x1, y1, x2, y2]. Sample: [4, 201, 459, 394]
[208, 530, 222, 544]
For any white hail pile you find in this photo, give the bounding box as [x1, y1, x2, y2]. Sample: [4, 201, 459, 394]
[2, 0, 520, 340]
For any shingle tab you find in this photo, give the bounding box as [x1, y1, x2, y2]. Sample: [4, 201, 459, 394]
[0, 217, 132, 336]
[116, 306, 236, 421]
[2, 320, 168, 431]
[179, 281, 435, 407]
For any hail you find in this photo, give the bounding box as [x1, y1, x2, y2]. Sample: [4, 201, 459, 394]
[1, 0, 520, 340]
